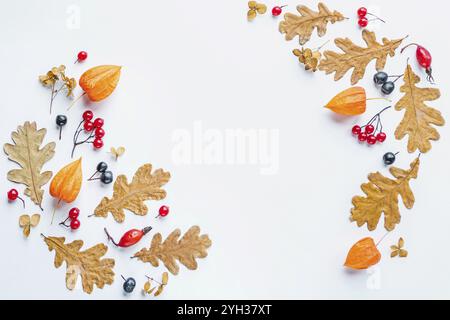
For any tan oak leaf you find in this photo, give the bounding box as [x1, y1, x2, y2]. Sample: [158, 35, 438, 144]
[279, 2, 345, 45]
[4, 122, 56, 210]
[133, 226, 212, 275]
[94, 163, 171, 223]
[318, 30, 405, 85]
[395, 64, 444, 153]
[351, 158, 420, 232]
[42, 235, 115, 294]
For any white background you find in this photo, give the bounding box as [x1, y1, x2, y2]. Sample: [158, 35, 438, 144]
[1, 0, 450, 300]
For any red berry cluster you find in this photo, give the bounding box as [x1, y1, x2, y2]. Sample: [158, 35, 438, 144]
[71, 110, 105, 157]
[351, 107, 391, 146]
[60, 207, 81, 230]
[357, 7, 385, 28]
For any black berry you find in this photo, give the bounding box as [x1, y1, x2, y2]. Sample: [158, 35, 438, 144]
[56, 115, 67, 127]
[123, 277, 136, 293]
[383, 152, 397, 165]
[97, 162, 108, 173]
[374, 71, 388, 85]
[381, 81, 395, 95]
[101, 171, 114, 184]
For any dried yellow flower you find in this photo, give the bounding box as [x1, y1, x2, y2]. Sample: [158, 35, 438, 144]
[293, 48, 322, 72]
[19, 214, 40, 238]
[248, 1, 267, 21]
[391, 238, 408, 258]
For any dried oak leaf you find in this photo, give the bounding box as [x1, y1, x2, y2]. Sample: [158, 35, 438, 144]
[279, 2, 345, 45]
[94, 163, 170, 223]
[351, 158, 420, 232]
[318, 30, 405, 85]
[133, 226, 212, 275]
[4, 122, 56, 210]
[42, 235, 115, 294]
[395, 64, 444, 153]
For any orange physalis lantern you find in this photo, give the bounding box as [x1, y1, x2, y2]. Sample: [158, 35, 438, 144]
[344, 237, 381, 270]
[79, 65, 122, 102]
[325, 87, 367, 116]
[50, 158, 83, 204]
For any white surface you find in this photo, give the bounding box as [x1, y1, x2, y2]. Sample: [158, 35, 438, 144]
[1, 0, 450, 300]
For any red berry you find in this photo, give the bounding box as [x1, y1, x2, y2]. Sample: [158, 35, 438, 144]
[93, 118, 104, 128]
[352, 125, 362, 135]
[93, 138, 104, 149]
[83, 110, 94, 121]
[77, 51, 88, 61]
[358, 132, 368, 142]
[84, 121, 94, 131]
[158, 205, 170, 217]
[365, 125, 375, 134]
[70, 219, 80, 230]
[69, 207, 80, 220]
[358, 17, 369, 28]
[367, 135, 377, 145]
[272, 6, 283, 16]
[376, 132, 387, 143]
[7, 189, 19, 201]
[95, 127, 105, 138]
[416, 46, 432, 69]
[357, 7, 367, 17]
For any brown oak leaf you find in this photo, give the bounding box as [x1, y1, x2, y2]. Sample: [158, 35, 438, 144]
[4, 122, 56, 210]
[133, 226, 212, 275]
[318, 30, 405, 85]
[42, 235, 115, 294]
[279, 2, 345, 45]
[395, 64, 444, 153]
[94, 163, 170, 223]
[351, 158, 420, 232]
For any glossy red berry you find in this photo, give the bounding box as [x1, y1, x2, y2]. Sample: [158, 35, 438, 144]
[376, 132, 387, 143]
[83, 110, 94, 121]
[272, 6, 283, 16]
[358, 132, 368, 142]
[84, 121, 94, 131]
[365, 125, 375, 134]
[7, 189, 19, 201]
[357, 7, 367, 17]
[367, 135, 377, 145]
[70, 219, 80, 230]
[93, 118, 104, 128]
[158, 205, 170, 217]
[352, 125, 362, 135]
[358, 17, 369, 28]
[95, 127, 105, 138]
[69, 207, 80, 220]
[93, 138, 104, 149]
[77, 51, 88, 62]
[416, 46, 432, 69]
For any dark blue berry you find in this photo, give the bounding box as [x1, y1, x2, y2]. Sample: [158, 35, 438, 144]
[56, 115, 67, 127]
[101, 171, 113, 184]
[374, 71, 388, 85]
[381, 81, 395, 95]
[97, 162, 108, 173]
[123, 277, 136, 293]
[383, 152, 397, 165]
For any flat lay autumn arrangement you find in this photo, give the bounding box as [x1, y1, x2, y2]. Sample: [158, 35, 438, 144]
[1, 1, 449, 299]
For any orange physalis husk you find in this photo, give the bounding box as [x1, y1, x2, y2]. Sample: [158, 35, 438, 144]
[325, 87, 367, 116]
[79, 65, 122, 102]
[50, 158, 83, 204]
[344, 237, 381, 270]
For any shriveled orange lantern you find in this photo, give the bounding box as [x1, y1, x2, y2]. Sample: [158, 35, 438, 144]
[344, 237, 381, 270]
[325, 87, 367, 116]
[49, 158, 83, 222]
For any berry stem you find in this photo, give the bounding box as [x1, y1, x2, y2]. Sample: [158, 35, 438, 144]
[17, 196, 25, 209]
[400, 43, 420, 54]
[59, 217, 70, 228]
[367, 13, 386, 23]
[104, 228, 119, 246]
[87, 170, 100, 181]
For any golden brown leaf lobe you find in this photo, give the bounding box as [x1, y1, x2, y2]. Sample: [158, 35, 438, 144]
[351, 158, 420, 232]
[395, 64, 444, 153]
[94, 163, 171, 223]
[4, 122, 56, 209]
[42, 235, 115, 294]
[133, 226, 212, 275]
[318, 30, 404, 85]
[279, 2, 345, 45]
